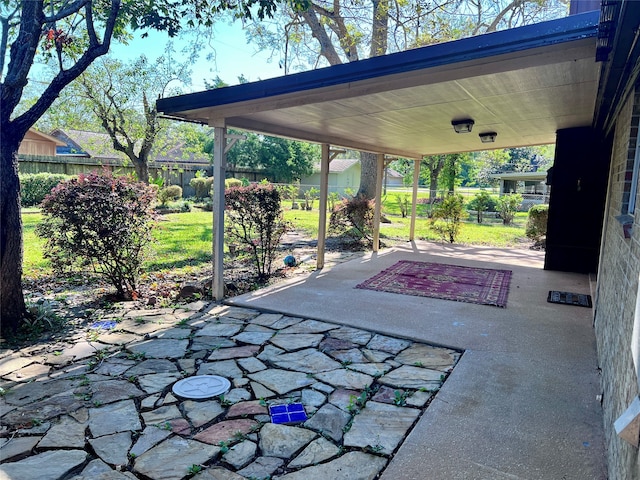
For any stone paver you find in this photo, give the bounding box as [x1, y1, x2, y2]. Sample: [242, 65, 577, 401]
[0, 303, 459, 479]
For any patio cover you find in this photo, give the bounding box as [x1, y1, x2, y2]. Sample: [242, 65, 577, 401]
[157, 11, 600, 299]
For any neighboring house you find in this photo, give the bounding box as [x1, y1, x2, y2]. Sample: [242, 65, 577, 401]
[18, 128, 65, 157]
[18, 129, 211, 196]
[301, 158, 360, 194]
[488, 171, 550, 209]
[301, 158, 403, 193]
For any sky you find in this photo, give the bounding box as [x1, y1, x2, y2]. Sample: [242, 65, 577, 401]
[110, 21, 286, 93]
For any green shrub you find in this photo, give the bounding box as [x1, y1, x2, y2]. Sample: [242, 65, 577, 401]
[19, 173, 71, 207]
[329, 195, 375, 243]
[157, 185, 183, 206]
[225, 183, 288, 280]
[467, 190, 497, 223]
[526, 204, 549, 241]
[189, 176, 214, 199]
[496, 194, 523, 225]
[304, 187, 319, 210]
[37, 171, 156, 299]
[276, 182, 300, 209]
[430, 194, 465, 243]
[225, 178, 243, 189]
[396, 194, 410, 218]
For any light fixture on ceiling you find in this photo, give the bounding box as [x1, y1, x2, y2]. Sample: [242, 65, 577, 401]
[479, 132, 498, 143]
[451, 119, 474, 133]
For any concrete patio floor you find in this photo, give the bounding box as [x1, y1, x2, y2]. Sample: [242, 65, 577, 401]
[228, 240, 607, 480]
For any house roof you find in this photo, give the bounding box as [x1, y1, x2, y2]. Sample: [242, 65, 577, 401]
[51, 129, 210, 164]
[25, 128, 66, 146]
[313, 158, 360, 174]
[51, 129, 125, 160]
[157, 11, 600, 159]
[489, 171, 548, 181]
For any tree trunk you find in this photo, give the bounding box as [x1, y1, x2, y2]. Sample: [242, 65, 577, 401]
[132, 157, 150, 184]
[357, 151, 378, 199]
[0, 135, 26, 334]
[429, 173, 439, 201]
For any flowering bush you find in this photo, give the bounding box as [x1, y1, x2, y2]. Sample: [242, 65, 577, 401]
[329, 195, 375, 243]
[37, 171, 156, 299]
[225, 183, 288, 280]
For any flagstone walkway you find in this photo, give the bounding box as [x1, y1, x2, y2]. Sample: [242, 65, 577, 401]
[1, 301, 460, 480]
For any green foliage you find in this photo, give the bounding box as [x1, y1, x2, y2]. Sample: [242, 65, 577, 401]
[430, 194, 465, 243]
[526, 204, 549, 241]
[496, 194, 523, 226]
[225, 183, 288, 279]
[19, 173, 71, 207]
[189, 176, 214, 199]
[37, 171, 156, 299]
[329, 196, 375, 243]
[276, 182, 300, 209]
[328, 191, 340, 211]
[303, 187, 319, 210]
[157, 185, 183, 206]
[150, 175, 165, 188]
[225, 178, 243, 189]
[396, 194, 409, 218]
[467, 190, 496, 223]
[219, 130, 316, 183]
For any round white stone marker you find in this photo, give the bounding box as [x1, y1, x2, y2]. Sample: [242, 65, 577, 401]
[172, 375, 231, 399]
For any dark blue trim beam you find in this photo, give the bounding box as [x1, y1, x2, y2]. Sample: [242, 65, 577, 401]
[157, 11, 599, 116]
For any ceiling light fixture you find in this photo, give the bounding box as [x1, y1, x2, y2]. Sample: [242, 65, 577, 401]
[451, 119, 475, 133]
[479, 132, 498, 143]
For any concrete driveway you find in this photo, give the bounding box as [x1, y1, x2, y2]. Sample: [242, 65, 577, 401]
[228, 241, 607, 479]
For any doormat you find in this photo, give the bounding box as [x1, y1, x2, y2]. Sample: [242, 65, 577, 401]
[547, 291, 592, 308]
[355, 260, 512, 308]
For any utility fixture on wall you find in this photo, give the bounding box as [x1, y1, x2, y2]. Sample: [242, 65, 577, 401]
[479, 132, 498, 143]
[451, 119, 474, 133]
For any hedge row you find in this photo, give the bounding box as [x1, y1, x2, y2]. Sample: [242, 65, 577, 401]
[20, 173, 72, 207]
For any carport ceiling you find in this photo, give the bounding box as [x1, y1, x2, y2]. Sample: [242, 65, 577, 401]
[157, 11, 600, 159]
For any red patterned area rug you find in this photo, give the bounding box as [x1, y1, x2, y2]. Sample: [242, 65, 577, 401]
[355, 260, 512, 308]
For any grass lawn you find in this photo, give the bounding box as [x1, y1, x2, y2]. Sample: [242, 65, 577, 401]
[23, 206, 530, 278]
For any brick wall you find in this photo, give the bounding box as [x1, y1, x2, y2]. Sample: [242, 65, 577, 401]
[594, 88, 640, 480]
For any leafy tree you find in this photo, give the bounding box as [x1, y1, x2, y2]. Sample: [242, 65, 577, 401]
[0, 0, 305, 334]
[496, 193, 523, 225]
[468, 189, 494, 223]
[37, 171, 157, 299]
[423, 155, 447, 201]
[209, 130, 316, 183]
[75, 47, 193, 183]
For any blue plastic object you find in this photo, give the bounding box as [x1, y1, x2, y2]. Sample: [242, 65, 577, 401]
[269, 403, 307, 424]
[90, 320, 117, 330]
[284, 255, 296, 267]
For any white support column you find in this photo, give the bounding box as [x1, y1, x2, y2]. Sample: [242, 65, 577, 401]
[410, 158, 421, 241]
[212, 124, 227, 301]
[372, 153, 385, 252]
[317, 144, 330, 270]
